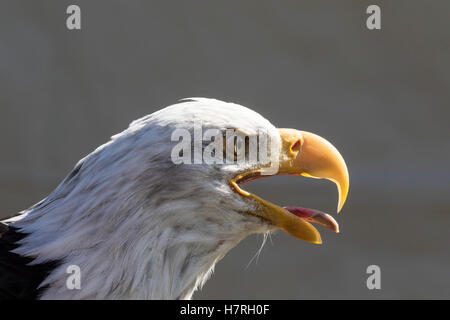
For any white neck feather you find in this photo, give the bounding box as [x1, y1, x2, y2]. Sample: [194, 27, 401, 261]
[9, 132, 265, 299]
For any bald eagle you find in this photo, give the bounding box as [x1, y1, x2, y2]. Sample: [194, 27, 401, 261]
[0, 98, 349, 299]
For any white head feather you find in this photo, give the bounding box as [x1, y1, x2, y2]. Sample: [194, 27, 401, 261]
[7, 98, 282, 299]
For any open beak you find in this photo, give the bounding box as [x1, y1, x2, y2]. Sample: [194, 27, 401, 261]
[230, 128, 349, 244]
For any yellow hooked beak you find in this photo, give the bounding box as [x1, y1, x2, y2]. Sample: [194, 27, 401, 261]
[230, 128, 349, 244]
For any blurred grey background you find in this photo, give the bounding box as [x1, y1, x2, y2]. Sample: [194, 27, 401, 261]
[1, 0, 449, 299]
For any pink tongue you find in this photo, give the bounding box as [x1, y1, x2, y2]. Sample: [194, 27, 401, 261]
[283, 206, 339, 233]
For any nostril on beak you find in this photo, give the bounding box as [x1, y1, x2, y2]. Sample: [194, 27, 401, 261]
[291, 139, 301, 153]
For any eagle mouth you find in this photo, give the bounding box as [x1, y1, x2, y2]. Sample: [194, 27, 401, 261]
[227, 128, 349, 244]
[229, 171, 339, 238]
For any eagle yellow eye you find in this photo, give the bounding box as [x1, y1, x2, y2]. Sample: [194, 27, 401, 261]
[222, 129, 250, 163]
[224, 134, 238, 162]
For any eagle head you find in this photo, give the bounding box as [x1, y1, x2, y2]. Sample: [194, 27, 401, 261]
[4, 98, 349, 299]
